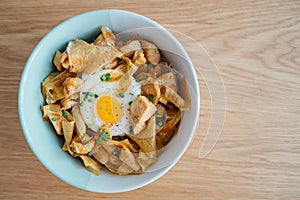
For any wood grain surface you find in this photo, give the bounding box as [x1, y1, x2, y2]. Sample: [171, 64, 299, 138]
[1, 0, 300, 199]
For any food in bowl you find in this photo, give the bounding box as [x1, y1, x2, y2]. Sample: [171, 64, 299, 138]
[41, 26, 190, 176]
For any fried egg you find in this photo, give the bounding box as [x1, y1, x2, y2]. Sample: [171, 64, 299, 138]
[79, 69, 141, 136]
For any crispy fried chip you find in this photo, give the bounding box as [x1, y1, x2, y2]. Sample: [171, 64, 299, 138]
[91, 143, 109, 164]
[137, 151, 156, 172]
[61, 119, 75, 155]
[41, 104, 62, 135]
[42, 71, 71, 104]
[119, 147, 140, 171]
[53, 51, 64, 71]
[79, 155, 101, 176]
[160, 85, 186, 110]
[63, 77, 83, 96]
[70, 139, 95, 155]
[67, 39, 123, 74]
[71, 105, 91, 143]
[127, 116, 156, 153]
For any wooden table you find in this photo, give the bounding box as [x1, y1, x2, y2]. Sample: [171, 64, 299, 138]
[1, 0, 299, 199]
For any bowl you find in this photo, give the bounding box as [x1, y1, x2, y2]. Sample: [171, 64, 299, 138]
[18, 10, 200, 193]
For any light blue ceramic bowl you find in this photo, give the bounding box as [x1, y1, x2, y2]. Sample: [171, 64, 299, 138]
[18, 10, 200, 193]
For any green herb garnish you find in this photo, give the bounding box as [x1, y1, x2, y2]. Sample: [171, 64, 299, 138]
[129, 126, 133, 134]
[87, 152, 93, 157]
[97, 137, 102, 143]
[100, 75, 106, 81]
[62, 112, 68, 118]
[99, 128, 103, 133]
[82, 91, 90, 104]
[100, 73, 111, 81]
[128, 101, 133, 105]
[106, 73, 111, 81]
[94, 94, 99, 98]
[149, 94, 155, 102]
[118, 59, 124, 65]
[103, 131, 110, 142]
[129, 92, 134, 96]
[119, 92, 125, 98]
[157, 118, 163, 127]
[156, 110, 161, 115]
[112, 150, 119, 156]
[97, 131, 110, 143]
[51, 117, 57, 122]
[119, 135, 126, 140]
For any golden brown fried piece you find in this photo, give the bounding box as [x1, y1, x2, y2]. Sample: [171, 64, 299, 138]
[67, 39, 122, 74]
[63, 77, 83, 96]
[132, 50, 147, 66]
[160, 85, 186, 110]
[61, 113, 75, 155]
[141, 81, 161, 104]
[42, 71, 72, 104]
[140, 40, 160, 64]
[71, 105, 91, 143]
[41, 104, 62, 135]
[129, 96, 157, 134]
[91, 144, 109, 164]
[119, 147, 140, 171]
[158, 71, 178, 92]
[120, 40, 142, 57]
[157, 110, 182, 146]
[101, 26, 116, 46]
[127, 116, 157, 171]
[79, 155, 101, 176]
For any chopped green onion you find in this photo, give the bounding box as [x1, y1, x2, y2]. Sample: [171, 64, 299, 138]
[87, 152, 93, 157]
[129, 126, 133, 134]
[118, 60, 124, 65]
[94, 94, 99, 98]
[129, 92, 134, 96]
[112, 150, 119, 156]
[62, 112, 68, 118]
[157, 118, 163, 127]
[82, 92, 88, 95]
[100, 73, 111, 81]
[119, 135, 126, 140]
[51, 117, 56, 122]
[88, 98, 92, 102]
[106, 73, 111, 81]
[100, 75, 106, 81]
[149, 94, 155, 102]
[83, 92, 89, 101]
[128, 101, 133, 105]
[103, 132, 110, 141]
[119, 92, 125, 98]
[99, 128, 103, 133]
[156, 110, 161, 115]
[97, 137, 102, 143]
[137, 94, 141, 97]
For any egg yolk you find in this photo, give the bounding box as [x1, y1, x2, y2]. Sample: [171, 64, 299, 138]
[96, 96, 122, 124]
